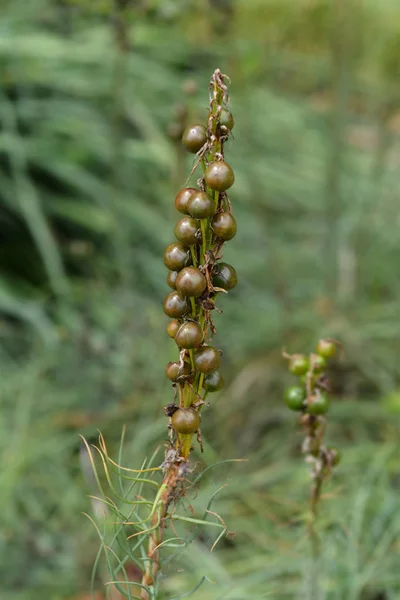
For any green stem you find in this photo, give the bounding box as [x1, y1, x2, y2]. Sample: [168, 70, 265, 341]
[199, 312, 205, 331]
[188, 349, 195, 371]
[200, 219, 207, 264]
[190, 297, 196, 316]
[308, 484, 322, 600]
[183, 383, 191, 408]
[190, 245, 197, 268]
[180, 434, 192, 459]
[197, 372, 205, 397]
[213, 190, 219, 212]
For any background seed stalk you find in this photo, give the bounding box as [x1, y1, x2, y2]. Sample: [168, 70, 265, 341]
[283, 339, 341, 600]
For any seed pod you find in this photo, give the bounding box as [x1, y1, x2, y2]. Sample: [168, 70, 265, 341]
[182, 124, 207, 153]
[171, 407, 201, 434]
[176, 267, 207, 298]
[164, 242, 191, 271]
[175, 187, 197, 215]
[211, 212, 237, 241]
[288, 354, 309, 376]
[193, 346, 220, 373]
[219, 108, 234, 130]
[284, 386, 306, 411]
[212, 262, 238, 290]
[203, 370, 224, 392]
[316, 339, 336, 359]
[167, 319, 180, 338]
[188, 191, 216, 219]
[307, 391, 330, 415]
[163, 291, 189, 318]
[204, 161, 235, 191]
[165, 361, 192, 382]
[175, 321, 203, 349]
[312, 354, 327, 373]
[174, 217, 200, 246]
[167, 270, 178, 289]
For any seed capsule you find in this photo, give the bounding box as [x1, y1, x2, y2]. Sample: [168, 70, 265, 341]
[212, 262, 238, 290]
[167, 270, 178, 289]
[187, 191, 216, 219]
[175, 187, 197, 215]
[176, 267, 207, 298]
[312, 354, 327, 373]
[193, 346, 220, 373]
[164, 242, 191, 271]
[288, 354, 309, 376]
[163, 291, 189, 318]
[182, 124, 207, 153]
[307, 391, 330, 415]
[211, 212, 237, 241]
[171, 407, 201, 434]
[204, 160, 235, 191]
[175, 321, 203, 349]
[316, 339, 336, 359]
[219, 109, 234, 130]
[203, 370, 224, 392]
[174, 217, 200, 246]
[284, 386, 306, 411]
[165, 361, 192, 382]
[167, 319, 180, 338]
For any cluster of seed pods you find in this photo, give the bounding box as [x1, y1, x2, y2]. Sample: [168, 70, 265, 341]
[163, 70, 237, 459]
[284, 339, 341, 470]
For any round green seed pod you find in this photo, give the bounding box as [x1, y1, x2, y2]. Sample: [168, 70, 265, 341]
[175, 267, 207, 298]
[312, 355, 327, 373]
[175, 321, 203, 349]
[171, 407, 201, 434]
[167, 270, 178, 289]
[204, 161, 235, 191]
[174, 217, 200, 246]
[193, 346, 220, 373]
[316, 339, 336, 359]
[219, 108, 234, 130]
[211, 212, 237, 241]
[164, 242, 191, 271]
[212, 262, 238, 290]
[284, 386, 306, 411]
[307, 391, 330, 415]
[288, 354, 309, 376]
[187, 191, 216, 219]
[163, 291, 189, 318]
[165, 361, 191, 382]
[175, 187, 197, 215]
[203, 370, 224, 392]
[182, 124, 207, 153]
[167, 319, 180, 338]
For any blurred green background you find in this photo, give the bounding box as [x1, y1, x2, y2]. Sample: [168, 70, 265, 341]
[1, 0, 400, 598]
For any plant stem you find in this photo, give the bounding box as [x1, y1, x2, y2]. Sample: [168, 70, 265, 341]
[308, 475, 322, 600]
[190, 245, 197, 268]
[190, 297, 196, 317]
[140, 467, 178, 600]
[198, 372, 205, 396]
[188, 349, 195, 372]
[200, 219, 207, 262]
